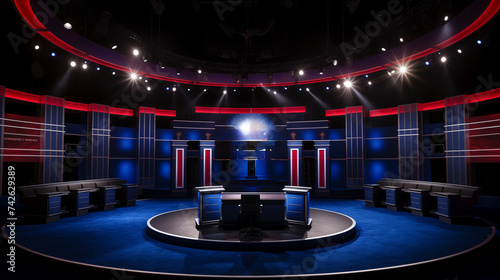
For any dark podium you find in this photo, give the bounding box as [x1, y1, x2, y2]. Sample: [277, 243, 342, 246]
[220, 192, 286, 228]
[195, 185, 311, 228]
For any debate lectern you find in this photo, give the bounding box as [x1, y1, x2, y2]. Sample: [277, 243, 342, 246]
[194, 185, 225, 227]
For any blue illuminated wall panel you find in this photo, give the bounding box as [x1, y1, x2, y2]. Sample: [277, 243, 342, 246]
[109, 159, 137, 184]
[445, 96, 468, 184]
[364, 159, 399, 184]
[42, 96, 65, 183]
[87, 104, 110, 179]
[138, 107, 156, 187]
[398, 103, 423, 180]
[155, 160, 171, 188]
[109, 138, 137, 158]
[364, 138, 398, 158]
[330, 160, 347, 188]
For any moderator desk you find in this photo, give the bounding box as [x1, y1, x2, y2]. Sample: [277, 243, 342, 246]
[221, 192, 286, 228]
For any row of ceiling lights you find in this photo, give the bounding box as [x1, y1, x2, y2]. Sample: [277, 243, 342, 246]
[58, 12, 458, 79]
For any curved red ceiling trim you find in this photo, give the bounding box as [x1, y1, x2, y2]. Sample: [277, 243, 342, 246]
[13, 0, 500, 87]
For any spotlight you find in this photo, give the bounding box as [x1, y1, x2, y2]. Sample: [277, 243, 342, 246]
[223, 90, 227, 94]
[147, 86, 151, 91]
[112, 45, 118, 50]
[176, 70, 181, 76]
[299, 88, 302, 91]
[133, 49, 139, 56]
[233, 89, 237, 92]
[319, 69, 324, 75]
[441, 56, 447, 63]
[399, 38, 404, 42]
[96, 67, 100, 71]
[166, 87, 170, 91]
[333, 59, 338, 66]
[51, 52, 56, 57]
[444, 16, 449, 21]
[368, 81, 372, 85]
[298, 70, 304, 76]
[112, 72, 116, 75]
[399, 66, 407, 73]
[172, 87, 177, 92]
[70, 61, 76, 67]
[188, 88, 191, 91]
[82, 63, 88, 70]
[284, 87, 288, 90]
[203, 88, 207, 92]
[457, 49, 462, 54]
[381, 47, 387, 52]
[139, 76, 142, 80]
[344, 80, 352, 88]
[34, 45, 40, 50]
[388, 71, 392, 76]
[197, 69, 202, 74]
[425, 61, 430, 66]
[273, 91, 277, 95]
[391, 70, 396, 74]
[130, 73, 138, 80]
[326, 86, 330, 90]
[365, 74, 369, 78]
[64, 22, 72, 30]
[145, 79, 148, 83]
[306, 88, 310, 92]
[477, 40, 482, 45]
[336, 84, 341, 89]
[267, 89, 271, 92]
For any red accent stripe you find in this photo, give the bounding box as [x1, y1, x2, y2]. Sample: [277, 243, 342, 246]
[110, 107, 133, 116]
[204, 149, 211, 186]
[252, 107, 281, 114]
[421, 100, 445, 111]
[319, 149, 325, 188]
[369, 107, 399, 117]
[195, 107, 220, 114]
[176, 149, 183, 188]
[5, 88, 42, 104]
[65, 101, 87, 111]
[220, 108, 252, 114]
[325, 108, 346, 117]
[156, 109, 176, 117]
[468, 88, 500, 103]
[281, 106, 306, 114]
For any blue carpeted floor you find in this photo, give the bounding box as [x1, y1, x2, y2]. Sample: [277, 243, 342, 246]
[13, 198, 493, 277]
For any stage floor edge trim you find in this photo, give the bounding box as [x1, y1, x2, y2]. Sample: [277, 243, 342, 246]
[3, 217, 497, 279]
[146, 207, 357, 251]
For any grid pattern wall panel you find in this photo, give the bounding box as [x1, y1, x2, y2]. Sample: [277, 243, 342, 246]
[398, 103, 423, 180]
[87, 104, 110, 179]
[42, 96, 65, 183]
[138, 107, 156, 187]
[445, 96, 468, 185]
[345, 107, 364, 188]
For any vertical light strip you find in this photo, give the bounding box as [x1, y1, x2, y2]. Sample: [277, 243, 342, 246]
[318, 148, 326, 189]
[204, 148, 212, 186]
[176, 148, 184, 188]
[291, 148, 299, 186]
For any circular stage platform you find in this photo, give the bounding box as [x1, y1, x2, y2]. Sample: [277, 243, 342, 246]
[147, 207, 356, 251]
